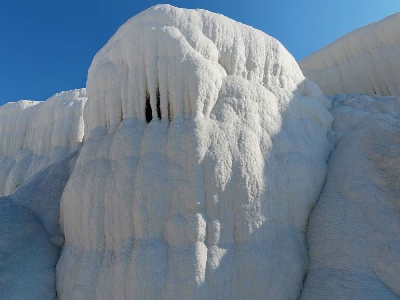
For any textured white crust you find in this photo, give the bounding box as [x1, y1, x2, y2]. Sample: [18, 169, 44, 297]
[299, 13, 400, 96]
[57, 5, 331, 300]
[301, 94, 400, 300]
[0, 89, 87, 196]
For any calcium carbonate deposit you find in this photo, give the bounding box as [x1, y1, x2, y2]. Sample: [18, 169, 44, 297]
[299, 13, 400, 96]
[0, 89, 86, 196]
[57, 5, 331, 300]
[300, 94, 400, 300]
[0, 152, 77, 300]
[1, 4, 400, 300]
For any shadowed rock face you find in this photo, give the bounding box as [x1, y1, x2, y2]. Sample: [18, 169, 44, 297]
[301, 94, 400, 300]
[56, 5, 331, 300]
[0, 152, 78, 300]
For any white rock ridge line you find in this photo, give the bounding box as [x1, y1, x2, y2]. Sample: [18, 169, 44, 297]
[0, 89, 87, 196]
[301, 94, 400, 300]
[57, 5, 332, 300]
[299, 13, 400, 96]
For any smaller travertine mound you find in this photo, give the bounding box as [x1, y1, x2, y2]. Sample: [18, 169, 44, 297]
[0, 89, 86, 196]
[299, 13, 400, 96]
[301, 94, 400, 300]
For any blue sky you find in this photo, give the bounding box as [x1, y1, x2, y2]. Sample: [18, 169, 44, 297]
[1, 0, 400, 104]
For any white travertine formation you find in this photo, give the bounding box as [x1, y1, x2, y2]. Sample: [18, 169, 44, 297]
[2, 5, 400, 300]
[301, 94, 400, 300]
[0, 89, 87, 196]
[57, 5, 331, 300]
[0, 152, 78, 300]
[299, 13, 400, 96]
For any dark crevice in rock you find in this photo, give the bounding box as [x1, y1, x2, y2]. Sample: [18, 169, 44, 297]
[156, 87, 162, 120]
[145, 91, 152, 123]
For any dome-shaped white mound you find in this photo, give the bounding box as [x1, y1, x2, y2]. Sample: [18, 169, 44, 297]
[57, 5, 332, 300]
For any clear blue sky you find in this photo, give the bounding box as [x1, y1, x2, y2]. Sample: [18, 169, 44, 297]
[1, 0, 400, 105]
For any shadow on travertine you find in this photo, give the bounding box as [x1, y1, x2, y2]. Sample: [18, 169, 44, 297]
[0, 152, 78, 300]
[0, 89, 86, 197]
[300, 94, 400, 300]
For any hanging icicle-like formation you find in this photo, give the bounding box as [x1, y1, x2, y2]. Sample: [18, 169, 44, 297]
[84, 5, 319, 135]
[58, 5, 332, 300]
